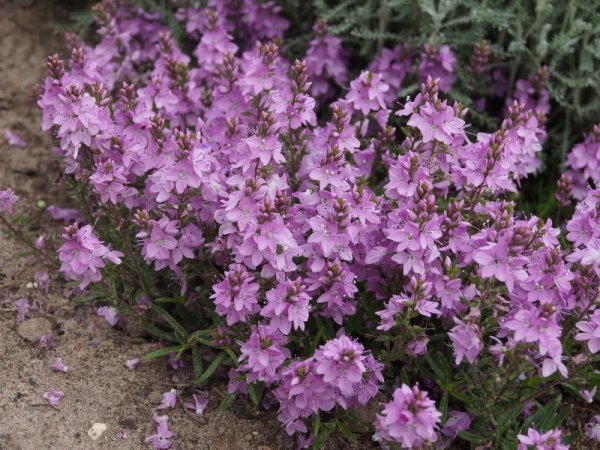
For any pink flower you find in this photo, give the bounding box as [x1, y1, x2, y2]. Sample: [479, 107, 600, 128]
[39, 331, 55, 348]
[211, 264, 260, 325]
[441, 410, 472, 437]
[314, 335, 367, 397]
[448, 319, 482, 365]
[97, 306, 119, 326]
[46, 205, 83, 223]
[126, 358, 140, 370]
[346, 71, 389, 114]
[146, 415, 173, 449]
[50, 357, 68, 372]
[407, 101, 466, 145]
[505, 307, 562, 358]
[419, 44, 457, 92]
[239, 325, 290, 385]
[261, 277, 310, 334]
[306, 20, 348, 98]
[4, 129, 26, 148]
[59, 224, 123, 289]
[156, 389, 177, 410]
[167, 353, 184, 370]
[473, 238, 527, 291]
[184, 392, 209, 416]
[0, 188, 18, 214]
[44, 388, 64, 406]
[586, 415, 600, 441]
[14, 298, 33, 323]
[374, 384, 441, 448]
[580, 387, 597, 403]
[575, 310, 600, 353]
[517, 427, 568, 450]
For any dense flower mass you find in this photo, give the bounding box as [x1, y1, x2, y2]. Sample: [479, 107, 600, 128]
[30, 1, 600, 448]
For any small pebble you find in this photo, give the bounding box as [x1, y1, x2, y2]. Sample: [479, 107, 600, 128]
[88, 423, 107, 441]
[17, 317, 52, 343]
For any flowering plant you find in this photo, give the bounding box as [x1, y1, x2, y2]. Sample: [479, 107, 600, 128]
[28, 1, 600, 448]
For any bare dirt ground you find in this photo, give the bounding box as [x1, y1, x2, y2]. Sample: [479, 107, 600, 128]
[0, 1, 301, 449]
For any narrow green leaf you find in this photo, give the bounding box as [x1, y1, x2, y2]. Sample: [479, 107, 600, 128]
[150, 303, 188, 338]
[248, 383, 261, 406]
[192, 345, 203, 380]
[195, 352, 225, 385]
[459, 430, 488, 443]
[335, 421, 358, 443]
[224, 347, 239, 367]
[218, 393, 236, 412]
[425, 352, 446, 382]
[144, 323, 178, 342]
[440, 391, 449, 422]
[74, 291, 105, 305]
[313, 414, 321, 437]
[187, 329, 215, 345]
[312, 422, 334, 449]
[141, 345, 183, 361]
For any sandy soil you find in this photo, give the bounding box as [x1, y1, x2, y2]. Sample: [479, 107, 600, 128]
[0, 2, 376, 449]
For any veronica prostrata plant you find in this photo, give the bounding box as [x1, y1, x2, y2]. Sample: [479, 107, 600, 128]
[31, 1, 600, 449]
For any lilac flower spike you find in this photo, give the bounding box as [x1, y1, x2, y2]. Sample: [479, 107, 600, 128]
[374, 384, 442, 448]
[59, 224, 123, 290]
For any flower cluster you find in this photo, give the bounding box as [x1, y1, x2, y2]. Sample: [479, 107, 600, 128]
[374, 384, 441, 448]
[565, 124, 600, 199]
[58, 224, 123, 289]
[35, 1, 600, 448]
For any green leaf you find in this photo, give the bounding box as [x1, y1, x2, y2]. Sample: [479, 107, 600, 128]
[313, 414, 321, 437]
[192, 345, 203, 380]
[74, 291, 106, 305]
[440, 391, 449, 422]
[218, 393, 236, 412]
[312, 421, 334, 449]
[150, 303, 188, 339]
[187, 328, 215, 345]
[144, 323, 178, 342]
[425, 351, 450, 382]
[141, 345, 184, 361]
[248, 383, 263, 407]
[154, 297, 180, 304]
[195, 352, 225, 385]
[335, 420, 358, 443]
[223, 347, 239, 367]
[459, 430, 489, 443]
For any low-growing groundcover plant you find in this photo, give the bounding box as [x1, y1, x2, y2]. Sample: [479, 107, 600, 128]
[1, 0, 598, 449]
